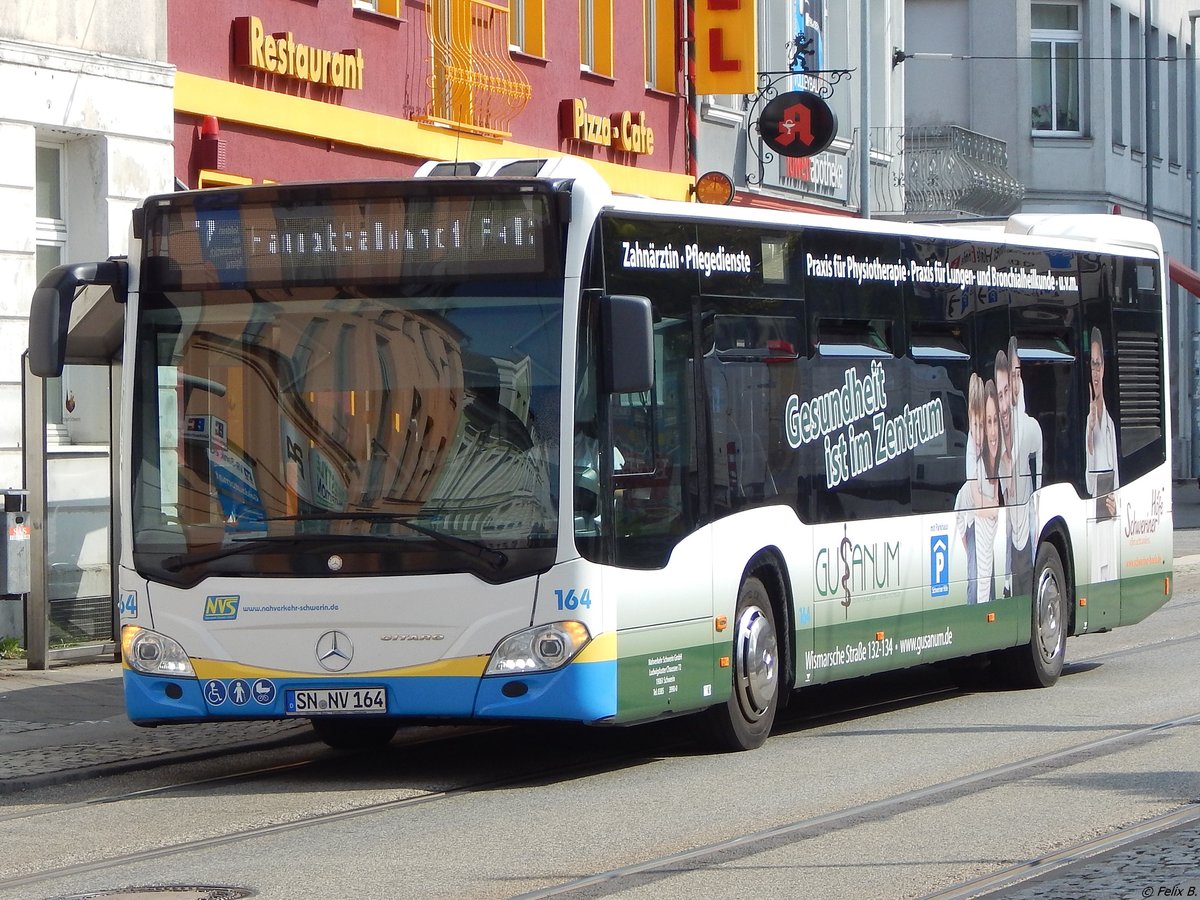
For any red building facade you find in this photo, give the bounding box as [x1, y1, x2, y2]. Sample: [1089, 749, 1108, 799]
[169, 1, 693, 199]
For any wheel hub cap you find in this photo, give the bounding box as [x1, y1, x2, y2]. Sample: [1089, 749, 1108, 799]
[735, 605, 778, 720]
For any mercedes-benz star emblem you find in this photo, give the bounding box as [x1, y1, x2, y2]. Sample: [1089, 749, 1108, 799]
[315, 630, 353, 672]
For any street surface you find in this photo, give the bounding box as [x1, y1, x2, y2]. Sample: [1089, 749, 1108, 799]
[1, 562, 1197, 899]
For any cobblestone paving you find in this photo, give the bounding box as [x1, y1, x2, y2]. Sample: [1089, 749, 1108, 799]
[2, 720, 307, 782]
[0, 718, 308, 785]
[987, 819, 1200, 899]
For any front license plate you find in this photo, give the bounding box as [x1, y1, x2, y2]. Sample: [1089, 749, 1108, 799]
[285, 687, 388, 716]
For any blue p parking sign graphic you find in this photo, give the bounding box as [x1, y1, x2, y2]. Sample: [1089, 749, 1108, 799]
[930, 534, 950, 597]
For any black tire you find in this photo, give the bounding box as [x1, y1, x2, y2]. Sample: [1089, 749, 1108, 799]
[999, 541, 1068, 688]
[697, 576, 780, 751]
[310, 716, 399, 750]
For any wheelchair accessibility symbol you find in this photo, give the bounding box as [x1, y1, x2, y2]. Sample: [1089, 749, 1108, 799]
[204, 680, 227, 705]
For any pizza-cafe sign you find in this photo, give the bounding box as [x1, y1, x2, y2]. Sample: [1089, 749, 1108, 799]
[561, 98, 655, 155]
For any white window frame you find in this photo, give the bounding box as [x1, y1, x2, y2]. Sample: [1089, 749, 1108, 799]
[1167, 33, 1179, 165]
[511, 1, 525, 51]
[352, 0, 401, 17]
[1109, 3, 1123, 147]
[644, 0, 656, 88]
[1031, 1, 1083, 136]
[581, 0, 595, 72]
[508, 0, 544, 57]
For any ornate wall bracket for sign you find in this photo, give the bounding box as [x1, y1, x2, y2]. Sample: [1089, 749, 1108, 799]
[744, 68, 852, 186]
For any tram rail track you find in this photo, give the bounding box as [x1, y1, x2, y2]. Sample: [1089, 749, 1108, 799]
[3, 699, 1196, 897]
[511, 712, 1200, 898]
[921, 800, 1200, 899]
[0, 673, 962, 827]
[3, 605, 1195, 897]
[0, 678, 969, 891]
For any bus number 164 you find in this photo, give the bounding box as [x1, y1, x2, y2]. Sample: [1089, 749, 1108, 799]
[555, 588, 592, 611]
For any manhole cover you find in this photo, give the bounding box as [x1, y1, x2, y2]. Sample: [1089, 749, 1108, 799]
[58, 888, 255, 900]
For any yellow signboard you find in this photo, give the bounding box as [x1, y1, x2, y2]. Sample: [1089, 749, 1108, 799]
[562, 99, 656, 155]
[694, 0, 758, 95]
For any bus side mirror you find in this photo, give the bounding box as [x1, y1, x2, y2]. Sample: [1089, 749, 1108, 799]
[29, 260, 127, 378]
[601, 294, 654, 395]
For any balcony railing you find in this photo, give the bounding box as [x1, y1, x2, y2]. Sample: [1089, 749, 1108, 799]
[858, 125, 1025, 219]
[417, 0, 532, 138]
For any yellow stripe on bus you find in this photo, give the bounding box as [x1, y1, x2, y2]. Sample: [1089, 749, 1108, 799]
[574, 631, 616, 663]
[189, 655, 490, 681]
[180, 632, 616, 681]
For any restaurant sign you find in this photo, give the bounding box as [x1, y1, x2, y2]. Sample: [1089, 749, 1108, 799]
[234, 16, 365, 90]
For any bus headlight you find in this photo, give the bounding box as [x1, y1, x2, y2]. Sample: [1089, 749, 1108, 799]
[121, 625, 196, 678]
[485, 621, 591, 675]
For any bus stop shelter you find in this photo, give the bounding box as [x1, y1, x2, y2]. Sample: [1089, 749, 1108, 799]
[20, 281, 123, 669]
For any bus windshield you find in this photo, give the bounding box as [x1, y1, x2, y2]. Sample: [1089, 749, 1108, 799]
[131, 281, 562, 586]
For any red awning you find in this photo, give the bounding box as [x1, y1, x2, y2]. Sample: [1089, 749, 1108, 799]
[1169, 257, 1200, 298]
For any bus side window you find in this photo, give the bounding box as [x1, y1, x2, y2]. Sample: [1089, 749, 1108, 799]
[610, 389, 655, 475]
[910, 323, 971, 514]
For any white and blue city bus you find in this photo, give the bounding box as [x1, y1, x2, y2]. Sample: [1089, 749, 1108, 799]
[29, 157, 1173, 751]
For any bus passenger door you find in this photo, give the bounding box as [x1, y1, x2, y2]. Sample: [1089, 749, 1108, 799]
[606, 306, 716, 721]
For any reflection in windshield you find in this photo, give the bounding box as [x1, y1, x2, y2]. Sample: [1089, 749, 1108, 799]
[133, 285, 561, 580]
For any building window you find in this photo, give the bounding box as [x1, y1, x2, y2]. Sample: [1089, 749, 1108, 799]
[353, 0, 401, 16]
[1149, 25, 1160, 158]
[1110, 4, 1123, 146]
[509, 0, 544, 57]
[1031, 2, 1082, 134]
[1168, 34, 1179, 165]
[423, 0, 532, 137]
[644, 0, 675, 92]
[1130, 14, 1143, 151]
[35, 144, 66, 284]
[580, 0, 613, 77]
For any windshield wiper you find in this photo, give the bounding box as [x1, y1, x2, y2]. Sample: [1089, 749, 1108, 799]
[160, 515, 507, 572]
[264, 512, 508, 568]
[399, 519, 508, 568]
[160, 533, 387, 572]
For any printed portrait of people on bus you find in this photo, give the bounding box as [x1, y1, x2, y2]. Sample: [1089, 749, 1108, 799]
[955, 374, 982, 603]
[956, 373, 1004, 604]
[955, 339, 1046, 605]
[1086, 325, 1120, 583]
[998, 338, 1044, 599]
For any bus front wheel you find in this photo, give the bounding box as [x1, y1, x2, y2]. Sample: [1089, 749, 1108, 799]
[1000, 541, 1067, 689]
[310, 716, 399, 750]
[698, 576, 780, 751]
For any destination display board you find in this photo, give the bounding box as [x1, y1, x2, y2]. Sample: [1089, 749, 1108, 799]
[141, 181, 559, 289]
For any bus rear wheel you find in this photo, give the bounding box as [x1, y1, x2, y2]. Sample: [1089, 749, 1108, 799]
[310, 716, 399, 750]
[999, 541, 1067, 688]
[698, 576, 780, 752]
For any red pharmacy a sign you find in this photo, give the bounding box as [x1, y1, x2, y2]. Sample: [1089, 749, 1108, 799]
[758, 91, 837, 158]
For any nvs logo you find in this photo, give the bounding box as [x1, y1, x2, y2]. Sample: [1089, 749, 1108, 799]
[203, 595, 241, 621]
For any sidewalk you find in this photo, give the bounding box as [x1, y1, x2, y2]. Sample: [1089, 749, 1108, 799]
[4, 480, 1200, 795]
[0, 657, 311, 792]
